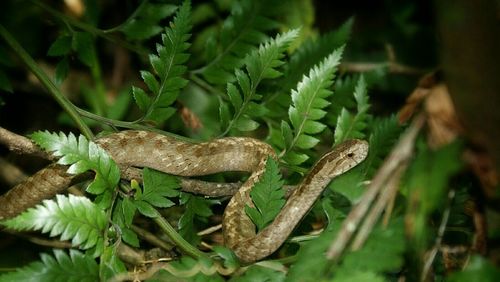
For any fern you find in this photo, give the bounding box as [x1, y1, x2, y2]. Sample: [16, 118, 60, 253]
[280, 47, 344, 166]
[1, 195, 106, 255]
[197, 0, 282, 85]
[132, 0, 192, 124]
[178, 193, 219, 245]
[120, 2, 178, 40]
[132, 168, 180, 218]
[363, 115, 402, 176]
[334, 75, 371, 145]
[30, 131, 120, 208]
[245, 157, 285, 231]
[0, 250, 98, 282]
[283, 18, 353, 92]
[219, 29, 299, 135]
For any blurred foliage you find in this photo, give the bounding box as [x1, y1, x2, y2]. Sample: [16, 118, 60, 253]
[0, 0, 498, 281]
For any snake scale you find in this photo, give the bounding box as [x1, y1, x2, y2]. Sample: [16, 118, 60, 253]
[0, 130, 368, 263]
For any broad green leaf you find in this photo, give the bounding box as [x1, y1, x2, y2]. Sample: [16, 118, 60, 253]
[72, 32, 96, 67]
[47, 35, 72, 56]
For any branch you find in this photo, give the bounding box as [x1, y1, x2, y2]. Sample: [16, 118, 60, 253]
[326, 113, 425, 260]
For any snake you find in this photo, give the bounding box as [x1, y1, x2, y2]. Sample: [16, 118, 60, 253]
[0, 130, 368, 263]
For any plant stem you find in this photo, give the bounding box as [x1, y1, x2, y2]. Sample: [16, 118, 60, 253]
[153, 211, 208, 260]
[0, 24, 94, 139]
[34, 1, 147, 56]
[76, 108, 197, 143]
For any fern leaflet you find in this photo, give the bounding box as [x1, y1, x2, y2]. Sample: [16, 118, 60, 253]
[220, 29, 299, 135]
[178, 193, 219, 244]
[197, 0, 282, 85]
[245, 157, 285, 231]
[132, 168, 180, 218]
[280, 47, 344, 166]
[132, 0, 192, 124]
[30, 131, 120, 208]
[1, 195, 106, 254]
[0, 249, 99, 282]
[334, 75, 371, 145]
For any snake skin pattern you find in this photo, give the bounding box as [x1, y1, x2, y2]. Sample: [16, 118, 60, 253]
[0, 130, 368, 263]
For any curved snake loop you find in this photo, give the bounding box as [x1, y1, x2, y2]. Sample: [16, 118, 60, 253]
[0, 130, 368, 263]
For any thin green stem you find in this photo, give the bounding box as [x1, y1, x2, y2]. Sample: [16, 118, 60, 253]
[153, 211, 208, 260]
[34, 1, 147, 56]
[76, 108, 197, 143]
[0, 24, 94, 139]
[102, 0, 149, 33]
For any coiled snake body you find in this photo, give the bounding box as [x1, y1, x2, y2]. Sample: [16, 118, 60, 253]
[0, 130, 368, 263]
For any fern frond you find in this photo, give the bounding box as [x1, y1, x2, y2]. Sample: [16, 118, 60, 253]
[0, 249, 99, 282]
[363, 115, 402, 176]
[334, 75, 371, 145]
[245, 157, 285, 231]
[133, 168, 180, 218]
[120, 2, 178, 40]
[263, 18, 353, 123]
[178, 193, 219, 244]
[1, 195, 106, 253]
[30, 131, 120, 207]
[197, 0, 282, 85]
[280, 47, 344, 165]
[220, 29, 299, 135]
[132, 0, 192, 124]
[284, 18, 353, 91]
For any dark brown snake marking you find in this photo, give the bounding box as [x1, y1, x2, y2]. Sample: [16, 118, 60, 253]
[0, 130, 368, 263]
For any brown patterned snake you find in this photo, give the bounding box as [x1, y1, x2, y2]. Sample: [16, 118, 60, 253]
[0, 130, 368, 263]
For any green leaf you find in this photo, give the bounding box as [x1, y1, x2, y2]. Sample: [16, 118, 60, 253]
[334, 75, 370, 145]
[281, 47, 344, 165]
[0, 69, 12, 93]
[54, 57, 70, 85]
[47, 35, 72, 57]
[99, 245, 127, 281]
[245, 157, 285, 231]
[72, 32, 96, 67]
[136, 168, 180, 208]
[200, 0, 283, 85]
[0, 250, 98, 282]
[121, 3, 177, 40]
[30, 131, 120, 208]
[133, 1, 192, 125]
[221, 29, 299, 135]
[231, 264, 285, 282]
[1, 195, 106, 253]
[132, 168, 180, 218]
[405, 141, 463, 250]
[447, 256, 500, 282]
[179, 193, 218, 244]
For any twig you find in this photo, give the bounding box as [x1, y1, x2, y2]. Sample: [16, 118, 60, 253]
[351, 164, 406, 250]
[326, 114, 425, 260]
[0, 127, 53, 160]
[131, 224, 174, 251]
[0, 157, 27, 185]
[197, 224, 222, 236]
[421, 189, 455, 281]
[0, 25, 93, 139]
[340, 61, 425, 75]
